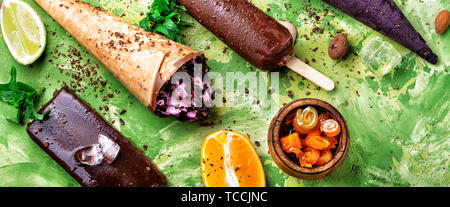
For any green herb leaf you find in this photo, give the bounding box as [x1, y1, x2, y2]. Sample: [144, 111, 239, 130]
[148, 0, 170, 23]
[138, 0, 191, 43]
[154, 17, 182, 43]
[0, 66, 49, 124]
[139, 15, 152, 32]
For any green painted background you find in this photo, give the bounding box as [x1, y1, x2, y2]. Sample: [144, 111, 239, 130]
[0, 0, 448, 187]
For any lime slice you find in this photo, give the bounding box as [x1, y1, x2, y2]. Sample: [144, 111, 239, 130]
[1, 0, 46, 65]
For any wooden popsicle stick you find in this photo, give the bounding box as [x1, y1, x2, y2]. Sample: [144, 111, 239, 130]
[286, 57, 335, 91]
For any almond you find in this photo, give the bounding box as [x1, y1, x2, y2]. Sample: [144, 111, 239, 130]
[328, 33, 348, 60]
[435, 10, 450, 35]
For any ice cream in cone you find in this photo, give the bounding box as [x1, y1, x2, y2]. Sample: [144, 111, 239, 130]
[34, 0, 211, 122]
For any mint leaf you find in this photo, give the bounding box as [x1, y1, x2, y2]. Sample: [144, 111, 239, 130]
[148, 0, 170, 23]
[139, 15, 152, 31]
[154, 18, 182, 43]
[138, 0, 191, 43]
[0, 66, 49, 124]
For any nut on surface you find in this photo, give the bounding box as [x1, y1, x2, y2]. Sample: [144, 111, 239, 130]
[328, 33, 348, 60]
[435, 10, 450, 35]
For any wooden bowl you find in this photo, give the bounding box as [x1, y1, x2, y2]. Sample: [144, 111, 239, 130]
[267, 98, 349, 180]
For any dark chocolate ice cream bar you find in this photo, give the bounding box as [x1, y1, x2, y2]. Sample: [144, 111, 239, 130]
[26, 88, 165, 187]
[178, 0, 295, 70]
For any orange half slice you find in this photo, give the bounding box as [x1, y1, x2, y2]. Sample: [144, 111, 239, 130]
[200, 130, 266, 187]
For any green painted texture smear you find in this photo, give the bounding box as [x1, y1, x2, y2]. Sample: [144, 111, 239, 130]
[0, 0, 448, 187]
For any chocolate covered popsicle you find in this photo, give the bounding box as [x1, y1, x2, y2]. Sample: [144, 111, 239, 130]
[178, 0, 335, 91]
[27, 88, 165, 187]
[180, 0, 294, 70]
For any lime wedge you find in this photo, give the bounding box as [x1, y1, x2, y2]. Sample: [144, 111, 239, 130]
[1, 0, 46, 65]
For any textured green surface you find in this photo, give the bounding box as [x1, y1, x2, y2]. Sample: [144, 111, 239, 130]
[0, 0, 448, 187]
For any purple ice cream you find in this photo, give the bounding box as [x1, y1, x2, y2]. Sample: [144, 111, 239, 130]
[154, 55, 212, 122]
